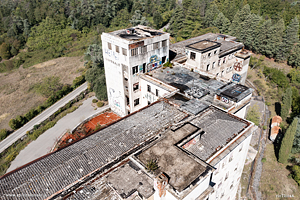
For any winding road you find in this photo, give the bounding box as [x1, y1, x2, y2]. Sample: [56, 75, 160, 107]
[0, 82, 88, 153]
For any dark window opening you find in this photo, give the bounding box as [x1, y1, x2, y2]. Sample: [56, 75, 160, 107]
[148, 101, 151, 105]
[133, 83, 139, 91]
[206, 64, 210, 71]
[147, 85, 151, 92]
[156, 89, 159, 96]
[116, 45, 119, 53]
[134, 98, 139, 106]
[208, 52, 211, 57]
[190, 52, 196, 60]
[132, 66, 138, 75]
[126, 96, 129, 105]
[162, 56, 166, 64]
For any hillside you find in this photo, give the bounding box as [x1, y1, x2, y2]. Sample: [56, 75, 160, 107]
[0, 57, 84, 130]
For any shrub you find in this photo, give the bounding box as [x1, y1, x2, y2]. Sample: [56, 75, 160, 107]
[0, 129, 8, 141]
[97, 101, 104, 107]
[94, 123, 102, 131]
[72, 75, 85, 89]
[146, 159, 159, 173]
[261, 158, 266, 163]
[92, 99, 98, 103]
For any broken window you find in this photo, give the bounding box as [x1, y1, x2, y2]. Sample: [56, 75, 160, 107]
[153, 42, 159, 49]
[131, 48, 138, 56]
[190, 52, 196, 60]
[134, 98, 139, 106]
[108, 42, 112, 50]
[133, 83, 139, 91]
[115, 45, 119, 53]
[122, 48, 127, 56]
[132, 66, 138, 75]
[162, 40, 167, 47]
[141, 45, 147, 54]
[126, 96, 129, 105]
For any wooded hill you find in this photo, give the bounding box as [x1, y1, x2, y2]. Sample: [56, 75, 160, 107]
[0, 0, 298, 72]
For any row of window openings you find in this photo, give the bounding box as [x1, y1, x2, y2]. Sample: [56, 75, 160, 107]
[215, 66, 234, 77]
[190, 50, 218, 61]
[132, 56, 166, 75]
[131, 40, 167, 56]
[108, 40, 167, 57]
[147, 85, 159, 96]
[126, 96, 140, 107]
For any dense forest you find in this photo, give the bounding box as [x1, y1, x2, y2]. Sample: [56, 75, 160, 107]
[0, 0, 299, 72]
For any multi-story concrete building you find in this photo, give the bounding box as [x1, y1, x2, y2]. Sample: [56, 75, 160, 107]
[102, 27, 252, 118]
[0, 99, 255, 200]
[101, 25, 170, 116]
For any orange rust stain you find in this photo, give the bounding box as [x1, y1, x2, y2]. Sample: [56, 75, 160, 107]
[56, 112, 121, 150]
[85, 112, 121, 131]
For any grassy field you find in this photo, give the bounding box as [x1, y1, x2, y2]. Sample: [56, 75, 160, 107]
[259, 143, 300, 199]
[0, 56, 85, 130]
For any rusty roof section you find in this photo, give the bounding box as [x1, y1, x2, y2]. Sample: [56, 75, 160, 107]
[272, 115, 282, 126]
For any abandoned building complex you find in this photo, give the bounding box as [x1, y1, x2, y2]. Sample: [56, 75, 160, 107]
[101, 25, 251, 117]
[0, 26, 255, 200]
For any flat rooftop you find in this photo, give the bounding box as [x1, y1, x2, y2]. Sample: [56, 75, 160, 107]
[169, 33, 243, 61]
[150, 66, 252, 106]
[137, 124, 211, 192]
[106, 25, 167, 41]
[0, 101, 186, 199]
[186, 40, 221, 53]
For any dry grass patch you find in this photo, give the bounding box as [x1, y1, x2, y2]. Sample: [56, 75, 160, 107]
[0, 56, 84, 130]
[259, 144, 300, 199]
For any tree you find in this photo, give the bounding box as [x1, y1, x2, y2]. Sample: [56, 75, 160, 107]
[153, 11, 163, 29]
[246, 104, 261, 126]
[130, 10, 148, 26]
[229, 4, 251, 39]
[0, 43, 11, 60]
[278, 117, 298, 164]
[203, 4, 220, 28]
[292, 118, 300, 154]
[0, 129, 8, 141]
[288, 44, 300, 68]
[94, 74, 107, 100]
[168, 6, 185, 36]
[276, 17, 299, 61]
[213, 13, 231, 33]
[281, 87, 292, 121]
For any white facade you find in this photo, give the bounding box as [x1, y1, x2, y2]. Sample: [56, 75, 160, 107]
[101, 26, 170, 116]
[208, 134, 252, 200]
[184, 40, 250, 85]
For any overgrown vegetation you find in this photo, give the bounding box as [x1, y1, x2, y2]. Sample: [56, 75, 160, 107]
[8, 74, 84, 131]
[246, 104, 261, 126]
[145, 159, 159, 173]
